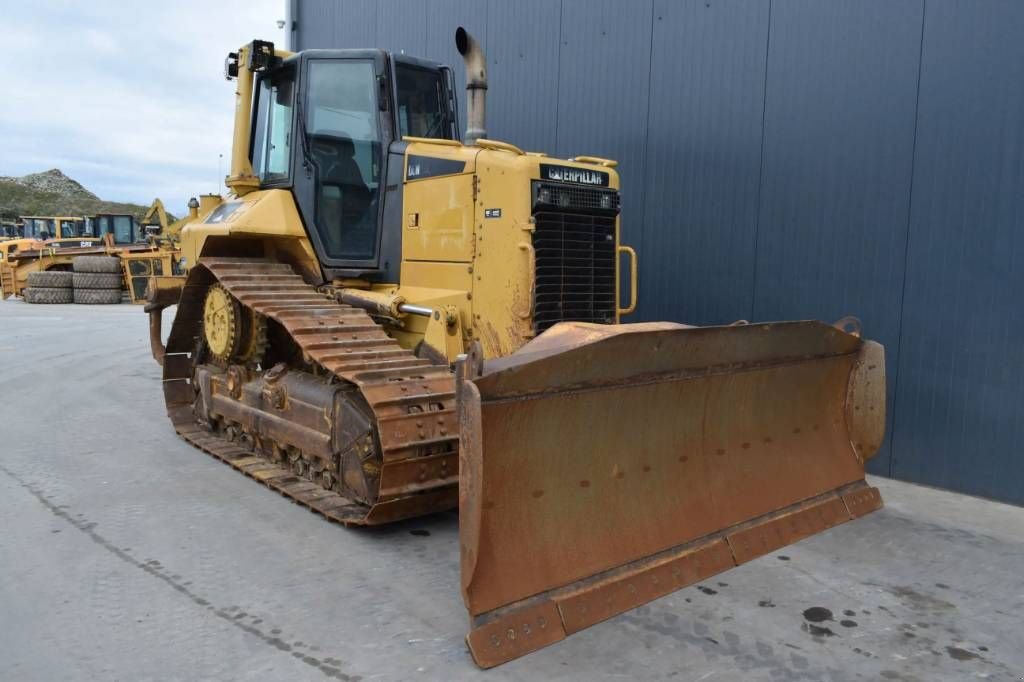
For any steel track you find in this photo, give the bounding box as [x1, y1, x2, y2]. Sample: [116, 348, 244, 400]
[162, 257, 459, 525]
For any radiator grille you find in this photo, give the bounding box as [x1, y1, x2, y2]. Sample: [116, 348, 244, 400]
[532, 211, 617, 333]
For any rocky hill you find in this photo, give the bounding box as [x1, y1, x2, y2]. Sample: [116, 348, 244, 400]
[0, 169, 160, 222]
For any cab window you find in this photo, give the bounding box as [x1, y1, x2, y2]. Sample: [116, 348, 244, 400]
[396, 65, 451, 139]
[113, 216, 134, 243]
[305, 59, 382, 262]
[252, 67, 295, 183]
[25, 219, 53, 239]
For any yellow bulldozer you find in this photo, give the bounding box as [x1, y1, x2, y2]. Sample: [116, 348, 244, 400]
[146, 29, 886, 667]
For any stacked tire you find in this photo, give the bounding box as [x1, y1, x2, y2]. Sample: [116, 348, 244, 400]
[24, 271, 74, 304]
[72, 256, 123, 304]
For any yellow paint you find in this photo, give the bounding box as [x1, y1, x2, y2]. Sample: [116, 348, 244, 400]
[617, 245, 638, 316]
[120, 250, 182, 304]
[174, 42, 632, 365]
[178, 189, 317, 280]
[383, 260, 474, 353]
[424, 305, 465, 361]
[178, 138, 626, 363]
[403, 173, 476, 263]
[3, 199, 200, 300]
[388, 138, 623, 360]
[226, 43, 294, 196]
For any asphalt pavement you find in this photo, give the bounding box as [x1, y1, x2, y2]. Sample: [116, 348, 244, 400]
[1, 299, 1021, 681]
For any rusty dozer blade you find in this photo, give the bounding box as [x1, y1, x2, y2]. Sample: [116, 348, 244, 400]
[456, 319, 885, 667]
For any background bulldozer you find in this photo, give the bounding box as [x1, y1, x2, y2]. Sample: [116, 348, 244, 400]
[0, 209, 189, 302]
[147, 29, 886, 668]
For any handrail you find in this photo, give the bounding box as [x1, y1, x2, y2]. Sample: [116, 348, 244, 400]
[476, 139, 525, 155]
[617, 245, 638, 316]
[514, 242, 536, 319]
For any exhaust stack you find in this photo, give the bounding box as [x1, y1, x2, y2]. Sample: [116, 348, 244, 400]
[455, 27, 487, 145]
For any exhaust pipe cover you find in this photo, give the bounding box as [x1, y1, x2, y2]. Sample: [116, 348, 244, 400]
[455, 27, 487, 145]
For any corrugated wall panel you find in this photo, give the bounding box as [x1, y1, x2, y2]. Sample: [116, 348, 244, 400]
[295, 0, 337, 49]
[424, 0, 487, 63]
[892, 1, 1024, 503]
[555, 0, 654, 247]
[485, 0, 560, 153]
[293, 1, 1024, 505]
[638, 0, 769, 324]
[374, 0, 427, 57]
[752, 0, 924, 475]
[423, 0, 488, 140]
[321, 0, 377, 49]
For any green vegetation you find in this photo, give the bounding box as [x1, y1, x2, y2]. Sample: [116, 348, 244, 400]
[0, 169, 171, 222]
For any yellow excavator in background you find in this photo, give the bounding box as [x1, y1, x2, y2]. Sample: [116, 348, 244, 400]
[140, 198, 175, 239]
[139, 197, 202, 244]
[145, 29, 886, 667]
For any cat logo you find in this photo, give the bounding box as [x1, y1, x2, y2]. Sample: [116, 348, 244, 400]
[539, 163, 609, 187]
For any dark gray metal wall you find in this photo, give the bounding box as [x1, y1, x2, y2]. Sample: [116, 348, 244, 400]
[293, 0, 1024, 506]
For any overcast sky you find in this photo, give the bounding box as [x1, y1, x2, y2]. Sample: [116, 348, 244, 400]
[2, 1, 286, 214]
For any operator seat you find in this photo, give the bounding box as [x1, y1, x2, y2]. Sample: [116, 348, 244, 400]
[311, 132, 375, 259]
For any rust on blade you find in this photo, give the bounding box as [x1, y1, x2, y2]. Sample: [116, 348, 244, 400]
[555, 538, 734, 634]
[462, 484, 881, 668]
[846, 340, 887, 463]
[466, 600, 566, 669]
[457, 320, 887, 667]
[726, 494, 851, 565]
[843, 485, 884, 518]
[456, 357, 485, 602]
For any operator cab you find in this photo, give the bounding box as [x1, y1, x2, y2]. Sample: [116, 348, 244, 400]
[243, 44, 459, 279]
[22, 217, 58, 241]
[1, 222, 23, 240]
[86, 213, 142, 244]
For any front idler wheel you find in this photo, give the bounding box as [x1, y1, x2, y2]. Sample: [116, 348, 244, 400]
[202, 283, 267, 367]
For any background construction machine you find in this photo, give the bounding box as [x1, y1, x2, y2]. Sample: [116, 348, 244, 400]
[0, 206, 193, 302]
[0, 220, 21, 239]
[122, 197, 218, 303]
[146, 29, 886, 667]
[20, 215, 92, 241]
[0, 215, 102, 298]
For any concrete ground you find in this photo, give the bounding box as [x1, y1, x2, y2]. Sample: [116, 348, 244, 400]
[1, 299, 1022, 682]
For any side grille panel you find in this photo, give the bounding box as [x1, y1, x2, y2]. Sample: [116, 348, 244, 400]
[532, 211, 617, 333]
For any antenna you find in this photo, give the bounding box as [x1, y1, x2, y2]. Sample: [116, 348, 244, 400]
[217, 153, 223, 193]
